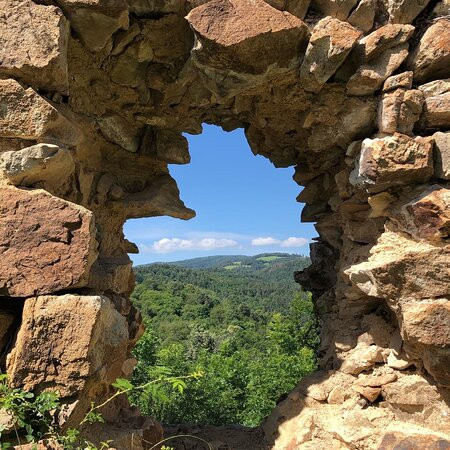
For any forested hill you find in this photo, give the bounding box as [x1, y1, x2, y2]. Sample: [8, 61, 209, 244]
[133, 253, 311, 317]
[130, 253, 318, 427]
[166, 253, 309, 271]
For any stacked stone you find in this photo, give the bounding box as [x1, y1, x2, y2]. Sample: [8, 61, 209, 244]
[0, 0, 448, 448]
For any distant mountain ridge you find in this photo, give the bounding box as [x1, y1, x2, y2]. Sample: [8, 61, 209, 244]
[133, 253, 311, 318]
[139, 252, 310, 272]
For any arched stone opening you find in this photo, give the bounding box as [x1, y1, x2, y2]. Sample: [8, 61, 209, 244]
[123, 124, 318, 436]
[0, 0, 449, 448]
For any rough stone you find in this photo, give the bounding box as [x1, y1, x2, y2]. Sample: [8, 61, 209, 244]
[154, 130, 190, 164]
[7, 294, 129, 398]
[84, 416, 164, 450]
[265, 0, 311, 19]
[431, 0, 450, 18]
[356, 372, 397, 387]
[340, 343, 385, 374]
[300, 17, 361, 93]
[0, 0, 70, 93]
[0, 408, 16, 435]
[327, 386, 346, 404]
[0, 144, 75, 188]
[409, 19, 450, 83]
[368, 192, 397, 217]
[418, 78, 450, 97]
[345, 225, 450, 301]
[401, 299, 450, 347]
[97, 115, 141, 153]
[353, 384, 382, 402]
[347, 43, 410, 96]
[377, 88, 424, 134]
[0, 187, 97, 297]
[433, 132, 450, 179]
[0, 79, 78, 145]
[382, 0, 431, 24]
[348, 0, 375, 33]
[312, 0, 359, 20]
[392, 186, 450, 240]
[111, 23, 141, 56]
[56, 0, 129, 52]
[359, 24, 415, 61]
[318, 410, 375, 445]
[420, 91, 450, 130]
[377, 432, 450, 450]
[383, 71, 413, 92]
[186, 0, 309, 96]
[350, 134, 434, 193]
[381, 374, 441, 410]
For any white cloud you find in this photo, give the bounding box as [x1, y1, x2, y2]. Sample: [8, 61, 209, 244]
[251, 237, 281, 246]
[137, 233, 310, 254]
[144, 237, 238, 253]
[280, 237, 309, 248]
[196, 238, 238, 250]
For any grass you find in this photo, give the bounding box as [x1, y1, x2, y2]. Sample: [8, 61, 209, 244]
[224, 262, 251, 270]
[256, 256, 284, 262]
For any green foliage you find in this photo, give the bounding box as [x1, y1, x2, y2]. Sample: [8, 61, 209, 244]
[161, 253, 307, 270]
[255, 255, 283, 261]
[130, 254, 318, 427]
[0, 372, 202, 449]
[0, 373, 59, 444]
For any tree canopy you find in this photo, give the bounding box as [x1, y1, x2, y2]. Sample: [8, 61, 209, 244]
[130, 253, 319, 427]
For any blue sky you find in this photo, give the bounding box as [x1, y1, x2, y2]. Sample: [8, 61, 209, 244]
[124, 125, 317, 264]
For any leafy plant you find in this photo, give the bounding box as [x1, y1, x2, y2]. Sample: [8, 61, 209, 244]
[0, 371, 203, 449]
[0, 373, 59, 444]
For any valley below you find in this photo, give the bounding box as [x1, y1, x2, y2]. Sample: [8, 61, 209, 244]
[130, 253, 318, 428]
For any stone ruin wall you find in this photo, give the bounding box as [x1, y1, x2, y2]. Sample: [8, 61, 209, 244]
[0, 0, 449, 448]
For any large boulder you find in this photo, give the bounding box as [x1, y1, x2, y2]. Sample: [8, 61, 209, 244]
[0, 187, 98, 297]
[186, 0, 309, 97]
[6, 294, 129, 397]
[0, 0, 70, 93]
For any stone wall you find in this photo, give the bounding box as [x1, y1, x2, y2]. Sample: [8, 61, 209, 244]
[0, 0, 449, 448]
